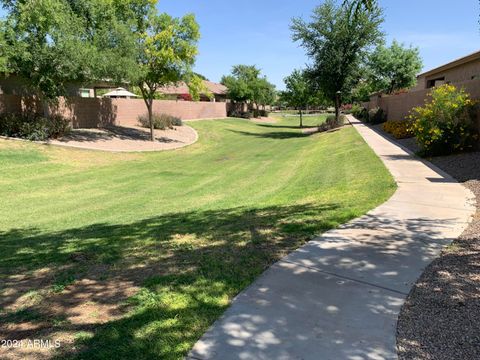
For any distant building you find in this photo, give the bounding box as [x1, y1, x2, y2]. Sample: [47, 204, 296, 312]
[0, 74, 121, 98]
[363, 49, 480, 123]
[414, 50, 480, 90]
[0, 74, 229, 103]
[102, 87, 139, 99]
[158, 80, 228, 102]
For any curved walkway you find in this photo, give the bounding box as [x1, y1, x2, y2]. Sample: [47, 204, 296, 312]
[188, 116, 475, 360]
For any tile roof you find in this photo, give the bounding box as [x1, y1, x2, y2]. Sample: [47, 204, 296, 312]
[159, 80, 227, 95]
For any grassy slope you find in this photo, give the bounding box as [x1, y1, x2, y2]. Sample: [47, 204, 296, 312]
[270, 112, 332, 128]
[0, 117, 396, 359]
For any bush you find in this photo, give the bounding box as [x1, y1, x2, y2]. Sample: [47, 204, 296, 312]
[318, 114, 345, 132]
[258, 109, 270, 117]
[242, 111, 253, 119]
[0, 113, 70, 141]
[251, 109, 270, 118]
[341, 104, 353, 113]
[171, 117, 183, 127]
[227, 109, 252, 119]
[351, 104, 369, 121]
[367, 107, 387, 124]
[350, 104, 362, 116]
[382, 120, 414, 139]
[410, 84, 479, 156]
[138, 113, 183, 130]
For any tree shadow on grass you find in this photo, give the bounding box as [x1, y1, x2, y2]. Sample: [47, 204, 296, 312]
[0, 202, 351, 359]
[255, 124, 320, 130]
[228, 129, 311, 140]
[256, 124, 305, 130]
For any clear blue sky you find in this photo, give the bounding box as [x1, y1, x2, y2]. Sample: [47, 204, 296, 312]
[158, 0, 479, 89]
[1, 1, 478, 89]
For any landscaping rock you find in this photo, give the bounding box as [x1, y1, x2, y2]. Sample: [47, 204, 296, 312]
[381, 127, 480, 360]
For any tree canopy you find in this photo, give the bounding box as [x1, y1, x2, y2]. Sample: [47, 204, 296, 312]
[281, 69, 320, 127]
[0, 0, 154, 101]
[222, 65, 261, 103]
[135, 12, 200, 140]
[291, 0, 384, 118]
[221, 65, 276, 110]
[367, 40, 423, 94]
[0, 0, 201, 141]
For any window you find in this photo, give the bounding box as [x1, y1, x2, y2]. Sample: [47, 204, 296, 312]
[426, 77, 445, 88]
[79, 89, 91, 98]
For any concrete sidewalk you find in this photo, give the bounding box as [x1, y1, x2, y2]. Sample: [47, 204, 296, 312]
[188, 116, 476, 360]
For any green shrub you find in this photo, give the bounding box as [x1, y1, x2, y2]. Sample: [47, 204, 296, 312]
[138, 113, 183, 130]
[351, 105, 369, 121]
[382, 120, 414, 139]
[350, 104, 362, 116]
[367, 107, 387, 124]
[410, 84, 478, 156]
[0, 113, 70, 141]
[170, 116, 183, 127]
[227, 109, 252, 119]
[319, 114, 345, 132]
[258, 109, 270, 117]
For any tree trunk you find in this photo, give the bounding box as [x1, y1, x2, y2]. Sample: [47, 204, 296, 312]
[299, 109, 303, 128]
[41, 97, 50, 119]
[140, 84, 155, 142]
[335, 92, 341, 121]
[147, 100, 154, 142]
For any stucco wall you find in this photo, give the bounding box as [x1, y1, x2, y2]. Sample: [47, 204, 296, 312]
[424, 60, 480, 85]
[413, 58, 480, 91]
[0, 95, 227, 128]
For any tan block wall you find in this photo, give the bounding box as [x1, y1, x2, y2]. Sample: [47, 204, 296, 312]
[363, 78, 480, 131]
[114, 99, 227, 127]
[0, 95, 227, 128]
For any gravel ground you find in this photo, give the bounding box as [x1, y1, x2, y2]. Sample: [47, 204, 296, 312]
[371, 125, 480, 359]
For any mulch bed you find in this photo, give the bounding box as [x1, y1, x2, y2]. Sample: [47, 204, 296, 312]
[371, 124, 480, 359]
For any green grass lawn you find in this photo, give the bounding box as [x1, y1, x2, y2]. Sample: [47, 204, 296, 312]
[270, 112, 332, 128]
[0, 116, 396, 359]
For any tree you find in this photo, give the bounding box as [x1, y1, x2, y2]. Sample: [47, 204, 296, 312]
[368, 40, 422, 94]
[1, 0, 90, 108]
[291, 0, 384, 120]
[255, 78, 276, 111]
[221, 65, 276, 115]
[281, 69, 318, 128]
[135, 12, 200, 141]
[193, 73, 209, 81]
[0, 20, 7, 73]
[0, 0, 152, 112]
[221, 65, 261, 104]
[348, 0, 376, 12]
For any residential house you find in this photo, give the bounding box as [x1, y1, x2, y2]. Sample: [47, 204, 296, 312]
[413, 50, 480, 90]
[363, 49, 480, 124]
[0, 73, 122, 98]
[158, 80, 228, 102]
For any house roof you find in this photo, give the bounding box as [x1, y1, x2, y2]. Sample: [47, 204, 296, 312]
[159, 80, 227, 95]
[417, 49, 480, 78]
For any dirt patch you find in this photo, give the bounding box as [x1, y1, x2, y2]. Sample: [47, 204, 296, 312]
[46, 125, 198, 152]
[0, 263, 140, 360]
